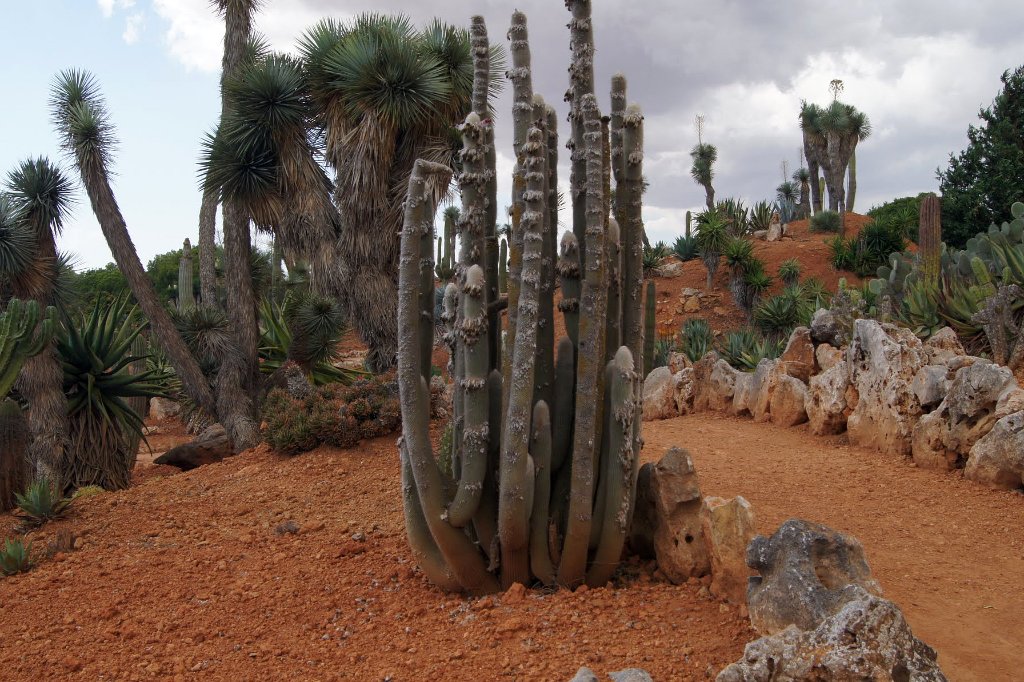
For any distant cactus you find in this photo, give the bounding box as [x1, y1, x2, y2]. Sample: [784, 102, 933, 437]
[918, 193, 942, 286]
[643, 280, 656, 376]
[178, 238, 195, 311]
[396, 10, 644, 594]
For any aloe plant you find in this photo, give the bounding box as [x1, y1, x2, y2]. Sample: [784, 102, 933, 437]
[0, 537, 32, 576]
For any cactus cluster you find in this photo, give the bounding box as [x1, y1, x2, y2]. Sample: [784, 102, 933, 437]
[0, 299, 57, 399]
[396, 6, 647, 593]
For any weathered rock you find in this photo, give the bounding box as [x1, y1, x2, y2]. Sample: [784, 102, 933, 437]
[690, 352, 720, 412]
[154, 424, 233, 471]
[911, 360, 1017, 471]
[747, 519, 882, 635]
[702, 496, 757, 605]
[731, 372, 754, 417]
[766, 220, 782, 242]
[702, 360, 740, 413]
[609, 670, 654, 682]
[750, 359, 784, 423]
[148, 397, 181, 421]
[846, 320, 925, 456]
[683, 295, 701, 313]
[810, 308, 843, 347]
[964, 411, 1024, 490]
[770, 375, 809, 427]
[717, 589, 947, 682]
[945, 354, 980, 372]
[814, 343, 844, 373]
[265, 360, 313, 400]
[995, 385, 1024, 420]
[674, 368, 696, 416]
[924, 327, 965, 367]
[629, 448, 709, 583]
[806, 361, 850, 436]
[656, 260, 684, 278]
[568, 668, 599, 682]
[642, 367, 678, 421]
[752, 229, 768, 240]
[780, 327, 815, 383]
[912, 365, 951, 412]
[667, 351, 690, 374]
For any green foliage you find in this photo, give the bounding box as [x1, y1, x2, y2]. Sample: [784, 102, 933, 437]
[753, 282, 824, 341]
[695, 210, 731, 287]
[642, 240, 670, 274]
[750, 200, 773, 232]
[146, 247, 201, 305]
[680, 318, 714, 362]
[810, 210, 841, 233]
[778, 258, 802, 286]
[259, 294, 363, 384]
[672, 234, 698, 262]
[66, 263, 129, 309]
[262, 376, 401, 455]
[829, 219, 908, 277]
[0, 299, 57, 398]
[938, 65, 1024, 248]
[723, 237, 754, 271]
[0, 537, 32, 576]
[652, 334, 676, 369]
[716, 328, 784, 371]
[717, 198, 749, 237]
[867, 195, 922, 242]
[14, 478, 71, 527]
[172, 305, 231, 378]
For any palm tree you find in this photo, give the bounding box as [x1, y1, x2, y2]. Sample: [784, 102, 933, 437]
[4, 158, 73, 485]
[792, 167, 811, 219]
[689, 142, 717, 211]
[297, 16, 491, 371]
[50, 70, 217, 418]
[798, 102, 826, 215]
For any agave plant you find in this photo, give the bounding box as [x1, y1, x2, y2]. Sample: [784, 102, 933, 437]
[672, 234, 698, 262]
[680, 318, 714, 362]
[743, 268, 773, 315]
[778, 258, 802, 287]
[642, 241, 670, 274]
[695, 211, 731, 289]
[14, 478, 71, 527]
[0, 537, 32, 576]
[56, 296, 170, 491]
[750, 200, 773, 233]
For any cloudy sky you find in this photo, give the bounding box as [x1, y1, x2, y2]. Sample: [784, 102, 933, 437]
[2, 0, 1022, 269]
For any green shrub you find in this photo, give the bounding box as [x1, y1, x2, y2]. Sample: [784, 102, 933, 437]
[0, 538, 32, 576]
[672, 234, 698, 262]
[14, 479, 72, 528]
[642, 241, 670, 274]
[680, 318, 714, 362]
[716, 328, 784, 371]
[262, 374, 402, 455]
[778, 258, 801, 286]
[867, 195, 922, 242]
[653, 334, 677, 368]
[810, 210, 841, 233]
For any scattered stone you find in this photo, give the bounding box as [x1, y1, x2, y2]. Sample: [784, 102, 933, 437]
[502, 582, 527, 605]
[148, 397, 180, 421]
[964, 411, 1024, 490]
[814, 343, 844, 373]
[770, 375, 809, 427]
[731, 372, 754, 417]
[912, 365, 952, 412]
[674, 368, 696, 416]
[752, 229, 768, 241]
[629, 448, 709, 583]
[642, 367, 678, 421]
[746, 519, 882, 635]
[153, 424, 233, 471]
[274, 520, 300, 535]
[702, 360, 740, 413]
[717, 589, 947, 682]
[809, 308, 843, 347]
[681, 288, 701, 298]
[846, 320, 925, 456]
[911, 360, 1017, 471]
[609, 669, 655, 682]
[568, 668, 599, 682]
[683, 296, 701, 313]
[656, 260, 684, 278]
[779, 327, 815, 383]
[701, 496, 757, 605]
[806, 361, 850, 436]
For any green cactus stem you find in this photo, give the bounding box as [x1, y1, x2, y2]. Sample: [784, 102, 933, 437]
[557, 232, 582, 346]
[0, 299, 57, 399]
[178, 238, 195, 311]
[499, 126, 547, 588]
[919, 193, 942, 287]
[528, 399, 556, 585]
[498, 238, 508, 294]
[605, 217, 623, 362]
[473, 368, 503, 561]
[532, 95, 555, 414]
[551, 335, 576, 472]
[686, 210, 692, 239]
[400, 440, 461, 593]
[567, 0, 595, 258]
[621, 104, 646, 377]
[643, 280, 656, 377]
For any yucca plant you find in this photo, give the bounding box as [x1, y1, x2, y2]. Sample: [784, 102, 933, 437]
[672, 234, 698, 262]
[680, 318, 714, 362]
[259, 296, 366, 385]
[653, 334, 677, 369]
[172, 305, 232, 378]
[828, 235, 853, 271]
[14, 478, 71, 527]
[0, 537, 32, 576]
[696, 211, 731, 289]
[743, 268, 774, 315]
[56, 296, 170, 491]
[642, 240, 669, 274]
[717, 328, 759, 369]
[750, 200, 773, 233]
[754, 293, 801, 340]
[778, 258, 801, 286]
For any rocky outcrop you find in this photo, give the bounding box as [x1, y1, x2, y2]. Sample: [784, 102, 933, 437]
[154, 424, 233, 471]
[964, 411, 1024, 490]
[912, 365, 951, 412]
[769, 375, 808, 427]
[779, 327, 815, 383]
[731, 372, 754, 417]
[702, 360, 740, 413]
[815, 343, 844, 373]
[717, 589, 947, 682]
[691, 353, 720, 413]
[629, 448, 709, 582]
[846, 320, 926, 456]
[702, 496, 757, 605]
[810, 308, 843, 347]
[750, 359, 784, 423]
[148, 397, 181, 421]
[806, 361, 850, 435]
[924, 326, 965, 366]
[674, 367, 696, 416]
[746, 519, 882, 635]
[642, 367, 677, 421]
[911, 361, 1017, 471]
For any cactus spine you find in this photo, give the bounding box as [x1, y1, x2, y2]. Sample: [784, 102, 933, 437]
[178, 238, 195, 311]
[396, 9, 644, 594]
[919, 193, 942, 287]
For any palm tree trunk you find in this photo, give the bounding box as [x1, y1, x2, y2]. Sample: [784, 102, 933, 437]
[704, 183, 715, 211]
[799, 179, 811, 219]
[847, 149, 857, 213]
[197, 187, 219, 307]
[77, 163, 217, 417]
[803, 136, 823, 214]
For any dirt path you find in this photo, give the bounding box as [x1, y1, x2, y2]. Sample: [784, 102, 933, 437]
[644, 413, 1024, 682]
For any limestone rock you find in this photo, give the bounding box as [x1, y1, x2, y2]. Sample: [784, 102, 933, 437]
[717, 589, 947, 682]
[746, 519, 882, 635]
[806, 361, 850, 436]
[691, 352, 720, 412]
[642, 367, 678, 421]
[766, 219, 782, 242]
[683, 295, 701, 313]
[846, 320, 926, 456]
[752, 229, 768, 240]
[731, 372, 754, 417]
[810, 308, 843, 347]
[148, 397, 181, 421]
[750, 359, 784, 423]
[629, 448, 709, 583]
[924, 327, 965, 366]
[964, 411, 1024, 490]
[568, 668, 599, 682]
[814, 343, 844, 373]
[911, 360, 1016, 471]
[656, 260, 684, 278]
[703, 360, 740, 413]
[609, 670, 654, 682]
[667, 351, 690, 374]
[154, 424, 233, 471]
[779, 327, 815, 383]
[912, 365, 951, 411]
[702, 496, 757, 605]
[770, 375, 809, 427]
[674, 367, 696, 416]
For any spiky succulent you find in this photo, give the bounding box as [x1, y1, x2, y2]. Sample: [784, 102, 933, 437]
[778, 258, 801, 286]
[0, 537, 32, 575]
[680, 318, 714, 362]
[14, 478, 72, 527]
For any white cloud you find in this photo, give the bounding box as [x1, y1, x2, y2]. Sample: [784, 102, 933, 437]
[98, 0, 135, 19]
[122, 12, 144, 45]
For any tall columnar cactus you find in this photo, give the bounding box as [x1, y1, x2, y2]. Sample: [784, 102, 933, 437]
[686, 210, 692, 239]
[643, 280, 656, 376]
[567, 0, 595, 256]
[178, 238, 195, 311]
[396, 10, 644, 593]
[0, 299, 57, 399]
[436, 207, 457, 282]
[0, 397, 29, 512]
[498, 238, 508, 294]
[919, 193, 942, 287]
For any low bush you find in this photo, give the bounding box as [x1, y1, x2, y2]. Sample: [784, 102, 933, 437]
[672, 234, 698, 262]
[262, 374, 401, 456]
[810, 210, 841, 233]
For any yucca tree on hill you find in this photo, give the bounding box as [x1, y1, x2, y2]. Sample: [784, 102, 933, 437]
[4, 158, 73, 484]
[793, 166, 811, 219]
[690, 142, 718, 211]
[799, 100, 871, 215]
[50, 70, 217, 420]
